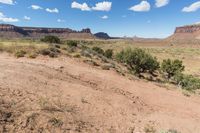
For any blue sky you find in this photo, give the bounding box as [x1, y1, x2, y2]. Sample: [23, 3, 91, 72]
[0, 0, 200, 38]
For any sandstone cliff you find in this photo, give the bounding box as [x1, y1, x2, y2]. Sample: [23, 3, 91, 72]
[0, 24, 94, 39]
[169, 24, 200, 40]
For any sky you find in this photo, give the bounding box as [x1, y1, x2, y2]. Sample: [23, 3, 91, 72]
[0, 0, 200, 38]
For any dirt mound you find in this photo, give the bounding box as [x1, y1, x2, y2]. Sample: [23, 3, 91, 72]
[0, 53, 200, 133]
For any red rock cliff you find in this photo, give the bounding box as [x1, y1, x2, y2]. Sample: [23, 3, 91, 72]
[0, 24, 94, 39]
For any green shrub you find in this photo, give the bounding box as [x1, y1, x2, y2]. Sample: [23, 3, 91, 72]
[81, 50, 92, 58]
[116, 48, 159, 75]
[73, 54, 81, 58]
[54, 44, 61, 49]
[174, 73, 200, 90]
[39, 47, 60, 58]
[15, 50, 26, 58]
[39, 49, 51, 56]
[41, 36, 61, 44]
[104, 49, 113, 58]
[49, 52, 57, 58]
[67, 40, 78, 47]
[92, 47, 104, 55]
[49, 47, 60, 53]
[161, 59, 185, 79]
[28, 53, 38, 59]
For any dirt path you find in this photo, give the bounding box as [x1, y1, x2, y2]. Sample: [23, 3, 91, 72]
[0, 53, 200, 133]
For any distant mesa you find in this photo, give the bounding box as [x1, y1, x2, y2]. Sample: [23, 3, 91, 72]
[94, 32, 111, 39]
[0, 24, 94, 39]
[169, 24, 200, 40]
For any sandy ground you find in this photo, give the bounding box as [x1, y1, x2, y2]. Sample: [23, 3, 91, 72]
[0, 53, 200, 133]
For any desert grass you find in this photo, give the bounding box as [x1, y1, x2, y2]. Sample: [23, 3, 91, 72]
[82, 40, 200, 77]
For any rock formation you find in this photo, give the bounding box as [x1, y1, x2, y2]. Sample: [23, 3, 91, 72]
[94, 32, 111, 39]
[0, 24, 94, 39]
[169, 24, 200, 40]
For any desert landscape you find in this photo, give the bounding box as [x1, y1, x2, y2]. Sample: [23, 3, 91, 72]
[1, 0, 200, 133]
[0, 23, 200, 133]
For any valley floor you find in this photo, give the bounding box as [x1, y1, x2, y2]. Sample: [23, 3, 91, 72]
[0, 53, 200, 133]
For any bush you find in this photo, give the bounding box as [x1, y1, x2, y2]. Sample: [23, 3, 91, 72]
[92, 47, 104, 55]
[39, 47, 60, 58]
[15, 50, 26, 58]
[28, 53, 38, 59]
[54, 44, 61, 49]
[174, 73, 200, 90]
[67, 40, 78, 47]
[104, 49, 113, 58]
[41, 36, 61, 44]
[39, 49, 51, 56]
[116, 48, 159, 75]
[49, 47, 60, 53]
[73, 54, 81, 58]
[161, 59, 185, 79]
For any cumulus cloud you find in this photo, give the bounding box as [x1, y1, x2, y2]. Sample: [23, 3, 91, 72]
[71, 1, 91, 11]
[46, 8, 59, 13]
[182, 1, 200, 12]
[71, 1, 112, 12]
[129, 1, 150, 12]
[101, 15, 108, 19]
[155, 0, 169, 8]
[0, 0, 14, 5]
[24, 16, 30, 21]
[92, 1, 112, 11]
[0, 12, 19, 22]
[31, 5, 43, 10]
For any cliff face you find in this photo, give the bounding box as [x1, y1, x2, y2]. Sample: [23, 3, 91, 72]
[169, 24, 200, 40]
[0, 24, 94, 39]
[175, 25, 200, 33]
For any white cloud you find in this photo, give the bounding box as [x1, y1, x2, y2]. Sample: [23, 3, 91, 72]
[0, 0, 14, 5]
[24, 16, 30, 21]
[155, 0, 169, 8]
[71, 1, 91, 11]
[31, 5, 43, 10]
[182, 1, 200, 12]
[129, 1, 150, 12]
[46, 8, 59, 13]
[57, 19, 65, 22]
[0, 12, 19, 22]
[92, 1, 112, 11]
[101, 15, 108, 19]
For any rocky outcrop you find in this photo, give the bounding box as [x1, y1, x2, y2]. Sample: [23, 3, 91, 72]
[0, 24, 94, 39]
[175, 25, 200, 33]
[94, 32, 111, 39]
[169, 24, 200, 40]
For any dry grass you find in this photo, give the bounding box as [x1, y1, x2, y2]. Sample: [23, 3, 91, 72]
[1, 39, 200, 77]
[83, 39, 200, 77]
[0, 40, 48, 54]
